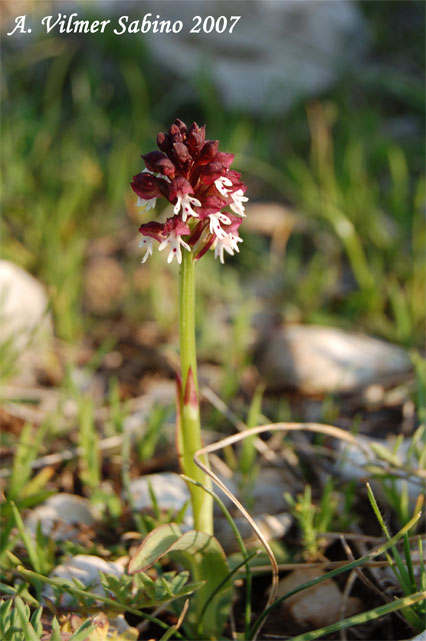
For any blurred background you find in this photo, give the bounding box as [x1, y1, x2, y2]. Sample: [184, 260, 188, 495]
[1, 0, 424, 411]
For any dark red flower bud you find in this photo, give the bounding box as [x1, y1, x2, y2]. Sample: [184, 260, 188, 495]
[187, 123, 206, 154]
[172, 142, 191, 167]
[214, 152, 235, 170]
[139, 220, 165, 242]
[168, 176, 194, 203]
[142, 151, 175, 178]
[196, 194, 226, 217]
[131, 172, 169, 200]
[169, 124, 184, 143]
[199, 161, 225, 185]
[197, 140, 219, 165]
[174, 118, 188, 135]
[164, 216, 191, 236]
[157, 132, 171, 155]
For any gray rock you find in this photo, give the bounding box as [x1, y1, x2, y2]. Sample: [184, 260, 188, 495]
[36, 0, 366, 116]
[25, 493, 100, 541]
[274, 568, 362, 627]
[216, 511, 292, 553]
[43, 554, 125, 607]
[128, 472, 192, 523]
[335, 434, 424, 506]
[0, 260, 53, 381]
[256, 325, 412, 394]
[142, 0, 366, 115]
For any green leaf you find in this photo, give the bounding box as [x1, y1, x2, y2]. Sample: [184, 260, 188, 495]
[14, 596, 40, 641]
[69, 619, 96, 641]
[128, 523, 233, 639]
[128, 523, 182, 573]
[50, 617, 63, 641]
[10, 502, 41, 574]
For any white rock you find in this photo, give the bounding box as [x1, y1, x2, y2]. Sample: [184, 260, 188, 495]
[256, 325, 412, 394]
[335, 434, 425, 506]
[275, 567, 362, 628]
[128, 472, 191, 514]
[43, 555, 124, 607]
[0, 260, 52, 350]
[217, 511, 292, 553]
[142, 0, 366, 115]
[248, 467, 292, 516]
[0, 260, 53, 380]
[29, 1, 366, 116]
[25, 493, 100, 541]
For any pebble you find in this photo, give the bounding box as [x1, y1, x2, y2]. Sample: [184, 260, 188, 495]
[25, 493, 100, 541]
[216, 511, 292, 554]
[43, 555, 125, 607]
[274, 567, 362, 628]
[128, 472, 192, 520]
[0, 260, 53, 381]
[335, 434, 424, 506]
[256, 324, 412, 394]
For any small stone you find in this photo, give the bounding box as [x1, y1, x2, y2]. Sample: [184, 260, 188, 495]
[256, 325, 412, 394]
[25, 493, 100, 541]
[128, 472, 191, 514]
[250, 467, 292, 515]
[275, 567, 362, 628]
[43, 555, 125, 607]
[335, 434, 424, 506]
[216, 511, 292, 553]
[0, 260, 53, 381]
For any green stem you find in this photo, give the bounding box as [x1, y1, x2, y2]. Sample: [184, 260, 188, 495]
[178, 250, 213, 534]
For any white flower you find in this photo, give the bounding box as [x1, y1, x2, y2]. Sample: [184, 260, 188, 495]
[138, 237, 154, 263]
[208, 212, 231, 239]
[158, 232, 191, 264]
[229, 189, 248, 217]
[214, 175, 233, 197]
[214, 232, 243, 264]
[137, 196, 157, 212]
[173, 194, 202, 222]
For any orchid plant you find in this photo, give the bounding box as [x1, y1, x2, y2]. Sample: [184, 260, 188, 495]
[131, 118, 248, 536]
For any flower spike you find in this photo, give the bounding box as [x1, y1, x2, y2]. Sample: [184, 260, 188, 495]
[131, 119, 248, 263]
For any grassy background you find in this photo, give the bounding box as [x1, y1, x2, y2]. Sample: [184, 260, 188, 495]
[2, 1, 424, 350]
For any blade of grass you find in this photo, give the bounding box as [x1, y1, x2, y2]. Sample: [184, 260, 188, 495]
[10, 502, 41, 574]
[249, 509, 421, 638]
[14, 596, 40, 641]
[200, 550, 259, 624]
[158, 598, 189, 641]
[367, 483, 413, 593]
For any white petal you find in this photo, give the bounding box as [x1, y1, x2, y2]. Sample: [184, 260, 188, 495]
[173, 196, 182, 216]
